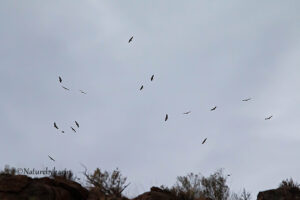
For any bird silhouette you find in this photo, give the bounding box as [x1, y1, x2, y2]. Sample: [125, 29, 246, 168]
[202, 138, 207, 144]
[165, 114, 168, 121]
[54, 122, 59, 129]
[128, 36, 133, 43]
[59, 76, 62, 83]
[79, 90, 87, 94]
[242, 98, 251, 101]
[71, 127, 76, 133]
[183, 111, 191, 114]
[151, 75, 154, 81]
[265, 115, 273, 120]
[75, 121, 79, 128]
[61, 86, 70, 91]
[61, 131, 64, 133]
[48, 155, 55, 162]
[210, 106, 217, 111]
[140, 85, 144, 90]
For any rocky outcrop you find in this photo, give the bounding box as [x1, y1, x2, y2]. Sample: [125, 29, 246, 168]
[5, 174, 300, 200]
[133, 187, 211, 200]
[133, 187, 177, 200]
[0, 174, 88, 200]
[257, 187, 300, 200]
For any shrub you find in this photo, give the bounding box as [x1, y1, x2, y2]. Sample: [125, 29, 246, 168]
[0, 165, 16, 175]
[279, 178, 300, 190]
[83, 166, 130, 197]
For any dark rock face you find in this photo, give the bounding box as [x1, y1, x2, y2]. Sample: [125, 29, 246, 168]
[133, 187, 177, 200]
[257, 187, 300, 200]
[0, 174, 88, 200]
[132, 187, 211, 200]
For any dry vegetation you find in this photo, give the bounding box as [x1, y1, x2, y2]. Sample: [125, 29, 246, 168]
[2, 165, 300, 200]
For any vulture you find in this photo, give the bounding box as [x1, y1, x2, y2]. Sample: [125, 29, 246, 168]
[165, 114, 168, 121]
[183, 111, 191, 115]
[151, 75, 154, 81]
[79, 90, 87, 94]
[140, 85, 144, 90]
[128, 36, 133, 43]
[242, 98, 251, 101]
[54, 122, 59, 129]
[75, 121, 79, 128]
[210, 106, 217, 111]
[59, 76, 62, 83]
[202, 138, 207, 144]
[61, 131, 65, 133]
[71, 127, 76, 133]
[265, 115, 273, 120]
[48, 155, 55, 162]
[61, 86, 70, 91]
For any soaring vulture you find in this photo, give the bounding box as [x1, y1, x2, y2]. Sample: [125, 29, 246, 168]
[202, 138, 207, 144]
[128, 36, 133, 43]
[165, 114, 168, 121]
[183, 111, 191, 115]
[48, 155, 55, 162]
[265, 115, 273, 120]
[54, 122, 59, 129]
[61, 86, 70, 91]
[210, 106, 217, 111]
[71, 127, 76, 133]
[151, 75, 154, 81]
[242, 98, 251, 101]
[59, 76, 62, 83]
[75, 121, 79, 128]
[79, 90, 87, 94]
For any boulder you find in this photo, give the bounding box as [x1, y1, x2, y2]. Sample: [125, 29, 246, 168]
[0, 174, 88, 200]
[257, 187, 300, 200]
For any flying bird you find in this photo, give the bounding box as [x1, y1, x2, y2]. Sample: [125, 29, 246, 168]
[61, 86, 70, 91]
[61, 131, 64, 133]
[183, 111, 191, 115]
[59, 76, 62, 83]
[128, 36, 133, 43]
[71, 127, 76, 133]
[210, 106, 217, 111]
[54, 122, 59, 129]
[265, 115, 273, 120]
[202, 138, 207, 144]
[48, 155, 55, 162]
[79, 90, 87, 94]
[151, 75, 154, 81]
[165, 114, 168, 121]
[75, 121, 79, 128]
[140, 85, 144, 90]
[242, 98, 251, 102]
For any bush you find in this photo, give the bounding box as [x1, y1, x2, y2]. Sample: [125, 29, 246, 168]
[279, 178, 300, 190]
[172, 172, 202, 200]
[0, 165, 16, 175]
[201, 169, 229, 200]
[166, 169, 234, 200]
[50, 169, 77, 181]
[83, 167, 130, 197]
[230, 189, 251, 200]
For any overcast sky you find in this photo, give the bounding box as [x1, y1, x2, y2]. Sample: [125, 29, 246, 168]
[0, 0, 300, 198]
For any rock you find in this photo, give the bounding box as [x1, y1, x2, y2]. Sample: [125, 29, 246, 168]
[257, 187, 300, 200]
[132, 187, 211, 200]
[0, 174, 88, 200]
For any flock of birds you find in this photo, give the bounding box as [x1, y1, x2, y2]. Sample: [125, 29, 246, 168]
[47, 36, 273, 162]
[48, 77, 86, 161]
